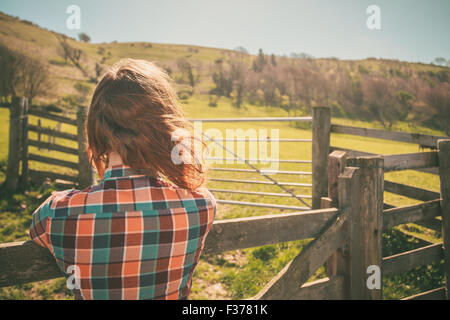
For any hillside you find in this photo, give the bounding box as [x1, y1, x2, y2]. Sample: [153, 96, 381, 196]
[0, 11, 449, 136]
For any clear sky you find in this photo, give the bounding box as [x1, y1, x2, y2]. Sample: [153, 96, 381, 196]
[0, 0, 449, 63]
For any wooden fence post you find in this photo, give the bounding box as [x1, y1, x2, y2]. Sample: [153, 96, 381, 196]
[20, 99, 29, 188]
[312, 106, 331, 209]
[338, 166, 363, 299]
[37, 119, 41, 149]
[5, 97, 25, 192]
[438, 139, 450, 300]
[76, 107, 93, 189]
[324, 151, 347, 277]
[347, 156, 384, 299]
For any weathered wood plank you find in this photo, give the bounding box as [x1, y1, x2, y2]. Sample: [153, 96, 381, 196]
[28, 108, 77, 126]
[330, 124, 446, 149]
[384, 203, 441, 232]
[402, 287, 446, 300]
[27, 124, 78, 141]
[384, 180, 440, 201]
[383, 152, 438, 172]
[414, 218, 442, 232]
[28, 139, 79, 155]
[290, 276, 345, 300]
[383, 199, 442, 230]
[325, 151, 347, 279]
[312, 107, 331, 209]
[20, 99, 29, 188]
[0, 241, 63, 287]
[28, 153, 78, 170]
[254, 208, 348, 299]
[339, 166, 364, 299]
[382, 243, 443, 277]
[438, 139, 450, 299]
[29, 169, 78, 183]
[203, 208, 338, 255]
[330, 146, 439, 175]
[347, 156, 384, 299]
[5, 97, 24, 191]
[328, 151, 347, 207]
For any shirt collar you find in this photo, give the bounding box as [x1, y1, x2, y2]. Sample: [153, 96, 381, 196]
[102, 165, 145, 180]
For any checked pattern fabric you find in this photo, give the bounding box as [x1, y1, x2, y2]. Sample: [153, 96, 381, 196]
[30, 165, 216, 300]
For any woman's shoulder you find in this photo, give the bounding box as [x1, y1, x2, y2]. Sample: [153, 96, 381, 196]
[193, 187, 217, 208]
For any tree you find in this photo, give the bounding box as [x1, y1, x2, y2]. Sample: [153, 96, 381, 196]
[396, 91, 415, 121]
[78, 32, 91, 43]
[230, 60, 247, 108]
[0, 44, 50, 105]
[252, 49, 266, 72]
[95, 63, 104, 79]
[176, 58, 195, 88]
[210, 60, 233, 98]
[423, 84, 450, 135]
[56, 35, 88, 76]
[19, 57, 52, 105]
[0, 43, 24, 102]
[362, 76, 395, 127]
[433, 57, 447, 66]
[233, 46, 248, 54]
[271, 54, 277, 66]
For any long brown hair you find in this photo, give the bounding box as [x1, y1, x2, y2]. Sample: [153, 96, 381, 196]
[86, 58, 206, 190]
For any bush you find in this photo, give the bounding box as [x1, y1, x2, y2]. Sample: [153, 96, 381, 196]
[251, 246, 277, 262]
[78, 32, 91, 43]
[208, 95, 218, 107]
[177, 88, 192, 100]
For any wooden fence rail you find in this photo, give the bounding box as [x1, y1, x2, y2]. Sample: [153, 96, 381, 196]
[329, 146, 439, 175]
[0, 207, 338, 288]
[384, 180, 440, 202]
[382, 242, 443, 277]
[27, 124, 78, 142]
[330, 124, 447, 149]
[382, 199, 441, 231]
[28, 108, 77, 126]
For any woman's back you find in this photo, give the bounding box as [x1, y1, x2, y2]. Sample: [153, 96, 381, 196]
[30, 165, 215, 299]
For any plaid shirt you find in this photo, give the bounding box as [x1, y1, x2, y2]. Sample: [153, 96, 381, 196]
[29, 165, 216, 300]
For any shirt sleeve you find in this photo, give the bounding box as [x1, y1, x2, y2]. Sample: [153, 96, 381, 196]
[29, 190, 71, 249]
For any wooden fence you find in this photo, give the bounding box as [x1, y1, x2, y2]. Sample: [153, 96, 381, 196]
[1, 100, 449, 299]
[4, 97, 93, 191]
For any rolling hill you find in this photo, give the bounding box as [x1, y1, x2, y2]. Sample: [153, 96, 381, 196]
[0, 10, 448, 136]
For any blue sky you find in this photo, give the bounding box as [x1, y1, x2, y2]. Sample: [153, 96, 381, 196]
[1, 0, 449, 63]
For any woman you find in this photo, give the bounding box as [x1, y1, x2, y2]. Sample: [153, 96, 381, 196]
[29, 59, 216, 300]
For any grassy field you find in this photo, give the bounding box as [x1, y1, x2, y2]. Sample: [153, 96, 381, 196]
[0, 93, 446, 300]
